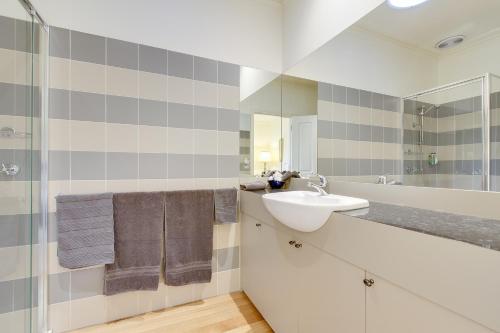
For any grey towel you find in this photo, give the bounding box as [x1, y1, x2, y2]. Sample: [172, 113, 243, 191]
[240, 181, 267, 191]
[214, 188, 237, 224]
[56, 193, 114, 269]
[164, 190, 214, 286]
[104, 192, 165, 295]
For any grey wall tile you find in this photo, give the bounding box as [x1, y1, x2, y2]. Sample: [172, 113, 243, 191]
[48, 212, 57, 243]
[318, 158, 333, 176]
[372, 93, 384, 110]
[383, 159, 394, 174]
[49, 150, 70, 180]
[347, 159, 360, 176]
[383, 95, 399, 112]
[107, 38, 138, 70]
[359, 159, 372, 176]
[106, 152, 138, 180]
[107, 95, 138, 125]
[218, 108, 239, 132]
[13, 277, 37, 310]
[71, 91, 105, 122]
[346, 123, 360, 141]
[359, 124, 372, 141]
[194, 155, 217, 178]
[332, 158, 347, 176]
[346, 88, 359, 106]
[439, 131, 455, 146]
[372, 126, 384, 142]
[317, 120, 332, 139]
[217, 246, 239, 271]
[139, 45, 167, 75]
[194, 57, 217, 83]
[0, 280, 13, 314]
[0, 214, 31, 248]
[168, 102, 193, 128]
[218, 155, 239, 178]
[0, 149, 28, 181]
[218, 62, 239, 87]
[49, 26, 70, 58]
[0, 82, 15, 116]
[139, 99, 167, 127]
[332, 85, 346, 104]
[168, 51, 193, 79]
[194, 106, 217, 130]
[70, 31, 105, 64]
[71, 151, 105, 180]
[383, 127, 397, 143]
[17, 84, 40, 117]
[372, 159, 384, 175]
[332, 122, 347, 140]
[16, 19, 39, 53]
[0, 15, 15, 50]
[70, 267, 104, 300]
[168, 154, 193, 178]
[318, 82, 332, 102]
[49, 89, 70, 119]
[360, 90, 372, 108]
[49, 272, 70, 304]
[139, 153, 167, 179]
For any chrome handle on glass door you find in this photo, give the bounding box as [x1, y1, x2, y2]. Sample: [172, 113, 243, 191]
[1, 163, 20, 176]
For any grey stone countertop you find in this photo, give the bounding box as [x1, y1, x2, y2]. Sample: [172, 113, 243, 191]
[244, 189, 500, 251]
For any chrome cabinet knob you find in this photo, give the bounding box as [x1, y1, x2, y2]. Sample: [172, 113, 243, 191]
[255, 223, 261, 227]
[289, 240, 296, 246]
[363, 278, 375, 287]
[294, 243, 302, 248]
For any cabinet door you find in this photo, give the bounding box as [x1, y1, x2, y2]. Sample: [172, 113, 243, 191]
[366, 273, 495, 333]
[297, 242, 365, 333]
[241, 215, 298, 333]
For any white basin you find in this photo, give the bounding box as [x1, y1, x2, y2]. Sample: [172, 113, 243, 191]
[262, 191, 369, 232]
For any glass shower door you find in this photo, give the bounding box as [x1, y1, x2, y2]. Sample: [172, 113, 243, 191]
[0, 1, 43, 331]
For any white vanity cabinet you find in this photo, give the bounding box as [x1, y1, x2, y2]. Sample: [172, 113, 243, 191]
[240, 202, 499, 333]
[241, 214, 365, 333]
[365, 272, 494, 333]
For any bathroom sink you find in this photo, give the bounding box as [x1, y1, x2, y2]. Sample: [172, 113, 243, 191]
[262, 191, 369, 232]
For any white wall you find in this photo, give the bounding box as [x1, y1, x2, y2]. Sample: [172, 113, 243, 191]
[438, 33, 500, 85]
[240, 67, 280, 101]
[286, 27, 439, 97]
[282, 0, 384, 71]
[31, 0, 282, 72]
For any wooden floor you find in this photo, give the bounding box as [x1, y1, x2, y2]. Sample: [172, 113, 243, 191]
[72, 292, 273, 333]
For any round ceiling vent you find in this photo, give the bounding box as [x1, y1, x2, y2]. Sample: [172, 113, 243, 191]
[435, 35, 465, 49]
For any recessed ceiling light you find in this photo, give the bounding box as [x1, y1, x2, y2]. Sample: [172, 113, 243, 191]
[435, 35, 465, 49]
[387, 0, 430, 8]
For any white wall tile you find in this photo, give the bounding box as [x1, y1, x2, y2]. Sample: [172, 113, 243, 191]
[70, 295, 107, 331]
[217, 131, 239, 156]
[49, 302, 71, 333]
[194, 80, 217, 108]
[106, 123, 138, 153]
[71, 120, 106, 152]
[217, 268, 240, 295]
[168, 76, 193, 105]
[107, 65, 138, 98]
[139, 71, 167, 101]
[167, 127, 194, 154]
[218, 84, 239, 110]
[71, 60, 105, 94]
[139, 125, 167, 153]
[194, 129, 217, 155]
[0, 48, 16, 84]
[49, 57, 71, 90]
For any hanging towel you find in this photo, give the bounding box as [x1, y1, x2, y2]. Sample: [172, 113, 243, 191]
[214, 188, 237, 224]
[56, 193, 114, 269]
[104, 192, 165, 295]
[164, 190, 214, 286]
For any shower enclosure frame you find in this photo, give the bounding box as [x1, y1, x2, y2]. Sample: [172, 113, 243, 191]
[16, 0, 49, 332]
[401, 73, 493, 191]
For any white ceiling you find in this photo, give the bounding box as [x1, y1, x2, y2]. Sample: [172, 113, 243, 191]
[356, 0, 500, 53]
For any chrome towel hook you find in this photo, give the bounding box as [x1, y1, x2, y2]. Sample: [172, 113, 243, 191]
[1, 163, 20, 176]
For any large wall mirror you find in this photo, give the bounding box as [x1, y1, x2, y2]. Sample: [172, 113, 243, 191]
[241, 0, 500, 192]
[240, 68, 318, 177]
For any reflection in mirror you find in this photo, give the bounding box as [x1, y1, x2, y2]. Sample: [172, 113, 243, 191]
[285, 0, 500, 191]
[239, 68, 318, 177]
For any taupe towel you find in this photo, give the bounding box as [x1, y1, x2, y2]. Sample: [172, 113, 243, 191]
[240, 181, 267, 191]
[104, 192, 165, 295]
[56, 193, 114, 269]
[214, 188, 237, 224]
[164, 190, 214, 286]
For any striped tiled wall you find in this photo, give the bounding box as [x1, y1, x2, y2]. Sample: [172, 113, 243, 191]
[490, 91, 500, 191]
[0, 14, 41, 333]
[403, 97, 484, 190]
[1, 14, 242, 332]
[317, 82, 402, 183]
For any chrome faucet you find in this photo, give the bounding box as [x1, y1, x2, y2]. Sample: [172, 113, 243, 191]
[307, 174, 328, 195]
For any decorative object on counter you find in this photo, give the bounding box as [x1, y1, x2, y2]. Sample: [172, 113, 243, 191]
[164, 190, 214, 286]
[267, 170, 301, 189]
[104, 192, 165, 295]
[240, 181, 268, 191]
[214, 188, 238, 224]
[259, 150, 272, 175]
[428, 152, 438, 166]
[56, 193, 114, 269]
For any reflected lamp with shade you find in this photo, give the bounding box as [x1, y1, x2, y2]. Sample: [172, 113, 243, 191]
[259, 151, 272, 174]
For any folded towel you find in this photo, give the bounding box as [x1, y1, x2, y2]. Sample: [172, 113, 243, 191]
[104, 192, 165, 295]
[214, 188, 237, 224]
[240, 181, 267, 191]
[164, 190, 214, 286]
[56, 193, 114, 269]
[281, 171, 300, 182]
